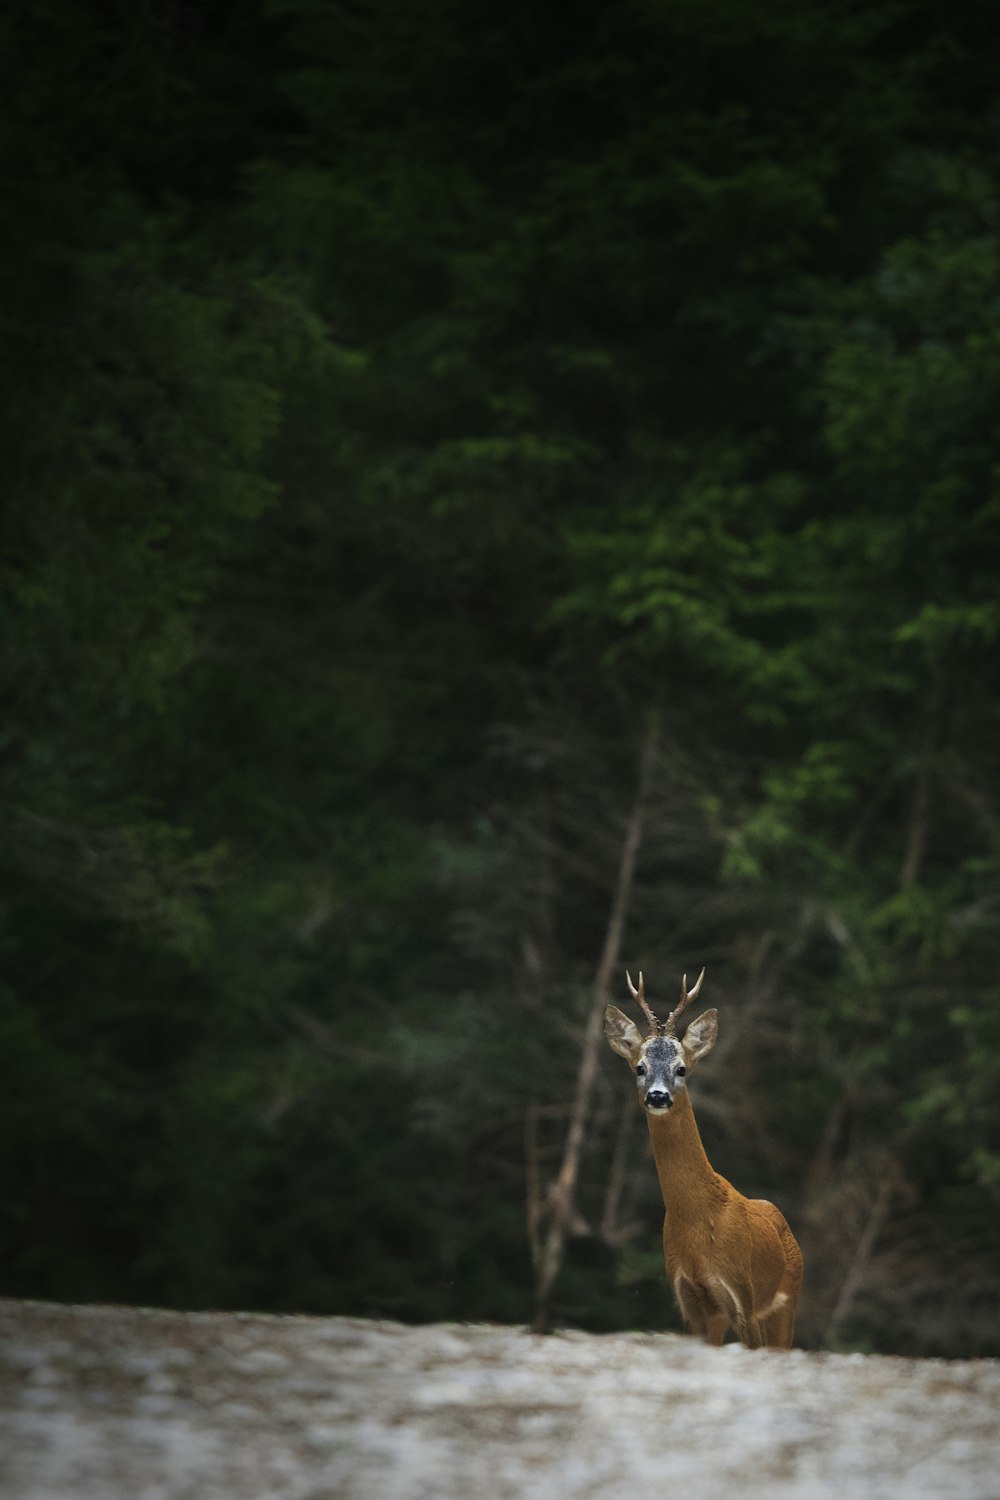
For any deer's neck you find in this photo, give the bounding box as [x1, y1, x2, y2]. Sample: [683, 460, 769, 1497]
[646, 1090, 726, 1223]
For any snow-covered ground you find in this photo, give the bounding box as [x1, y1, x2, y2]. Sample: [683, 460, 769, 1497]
[1, 1299, 998, 1499]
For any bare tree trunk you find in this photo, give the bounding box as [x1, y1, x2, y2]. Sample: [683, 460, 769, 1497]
[825, 1167, 897, 1346]
[530, 720, 658, 1332]
[600, 1086, 637, 1244]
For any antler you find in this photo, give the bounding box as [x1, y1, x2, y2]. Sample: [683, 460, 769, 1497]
[665, 967, 706, 1034]
[625, 969, 662, 1035]
[627, 967, 707, 1036]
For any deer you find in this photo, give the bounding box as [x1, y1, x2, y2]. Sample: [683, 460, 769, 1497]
[604, 968, 803, 1349]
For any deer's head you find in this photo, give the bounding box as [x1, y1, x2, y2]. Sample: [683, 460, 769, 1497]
[604, 969, 717, 1114]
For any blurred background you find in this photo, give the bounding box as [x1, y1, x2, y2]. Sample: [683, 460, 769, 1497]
[3, 0, 999, 1358]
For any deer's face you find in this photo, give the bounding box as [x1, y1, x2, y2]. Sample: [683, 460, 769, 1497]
[633, 1033, 687, 1113]
[604, 1003, 718, 1114]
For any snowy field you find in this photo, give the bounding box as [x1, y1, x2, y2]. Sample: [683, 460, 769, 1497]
[1, 1299, 998, 1499]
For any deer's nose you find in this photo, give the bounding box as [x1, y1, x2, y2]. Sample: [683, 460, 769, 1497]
[645, 1089, 671, 1111]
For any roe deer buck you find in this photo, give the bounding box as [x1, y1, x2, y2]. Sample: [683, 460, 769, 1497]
[604, 969, 803, 1349]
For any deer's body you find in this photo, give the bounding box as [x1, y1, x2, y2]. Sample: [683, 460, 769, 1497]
[605, 970, 803, 1350]
[647, 1086, 802, 1348]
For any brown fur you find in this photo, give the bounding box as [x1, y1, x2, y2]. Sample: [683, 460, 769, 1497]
[605, 987, 804, 1349]
[648, 1096, 803, 1348]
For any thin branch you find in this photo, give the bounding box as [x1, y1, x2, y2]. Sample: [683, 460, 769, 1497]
[600, 1085, 637, 1244]
[825, 1166, 898, 1345]
[530, 716, 658, 1332]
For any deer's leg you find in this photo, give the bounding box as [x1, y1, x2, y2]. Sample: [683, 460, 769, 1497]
[673, 1275, 714, 1341]
[673, 1274, 706, 1337]
[675, 1275, 730, 1345]
[709, 1275, 764, 1349]
[737, 1315, 765, 1349]
[760, 1301, 796, 1350]
[701, 1312, 729, 1346]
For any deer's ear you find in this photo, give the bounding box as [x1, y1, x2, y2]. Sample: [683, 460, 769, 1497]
[604, 1006, 643, 1064]
[681, 1008, 718, 1068]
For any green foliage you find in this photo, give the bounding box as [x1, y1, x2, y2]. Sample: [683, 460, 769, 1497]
[3, 0, 1000, 1356]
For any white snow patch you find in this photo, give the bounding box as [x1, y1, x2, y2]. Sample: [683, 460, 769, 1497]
[1, 1300, 998, 1500]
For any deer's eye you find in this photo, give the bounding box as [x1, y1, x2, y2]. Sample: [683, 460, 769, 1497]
[635, 1063, 647, 1078]
[676, 1064, 686, 1078]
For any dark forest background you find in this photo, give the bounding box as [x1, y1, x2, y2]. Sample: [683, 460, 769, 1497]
[3, 0, 1000, 1357]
